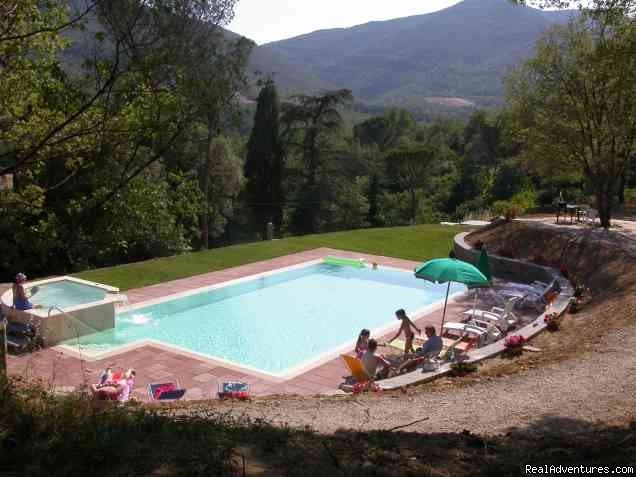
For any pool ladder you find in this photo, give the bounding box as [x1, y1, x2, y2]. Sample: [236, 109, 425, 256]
[48, 306, 102, 337]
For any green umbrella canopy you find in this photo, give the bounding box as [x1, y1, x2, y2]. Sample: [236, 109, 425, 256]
[477, 249, 492, 282]
[414, 258, 490, 288]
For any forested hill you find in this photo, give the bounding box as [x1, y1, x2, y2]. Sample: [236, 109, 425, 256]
[249, 0, 574, 107]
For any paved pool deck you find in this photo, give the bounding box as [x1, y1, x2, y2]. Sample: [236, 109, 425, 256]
[6, 248, 476, 400]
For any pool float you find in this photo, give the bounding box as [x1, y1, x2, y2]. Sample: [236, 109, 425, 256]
[323, 256, 366, 268]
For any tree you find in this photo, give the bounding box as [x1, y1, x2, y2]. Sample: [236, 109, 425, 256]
[204, 137, 244, 244]
[353, 109, 416, 152]
[281, 89, 353, 234]
[0, 0, 247, 276]
[244, 80, 284, 238]
[507, 14, 636, 227]
[98, 0, 249, 249]
[367, 174, 381, 227]
[511, 0, 635, 16]
[385, 145, 438, 225]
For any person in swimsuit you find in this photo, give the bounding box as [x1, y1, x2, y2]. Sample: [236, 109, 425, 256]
[91, 369, 136, 401]
[12, 273, 40, 311]
[355, 329, 370, 358]
[385, 309, 421, 355]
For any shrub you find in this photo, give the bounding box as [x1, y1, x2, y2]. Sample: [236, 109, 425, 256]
[0, 378, 236, 476]
[449, 361, 478, 377]
[491, 189, 538, 220]
[502, 335, 526, 357]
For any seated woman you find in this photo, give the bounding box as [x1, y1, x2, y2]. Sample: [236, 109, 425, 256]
[91, 368, 136, 402]
[355, 329, 370, 358]
[12, 273, 41, 311]
[397, 326, 443, 374]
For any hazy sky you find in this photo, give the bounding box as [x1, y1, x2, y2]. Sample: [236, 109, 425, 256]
[227, 0, 464, 45]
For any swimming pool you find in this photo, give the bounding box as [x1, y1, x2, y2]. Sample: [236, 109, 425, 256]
[63, 262, 466, 377]
[29, 280, 108, 309]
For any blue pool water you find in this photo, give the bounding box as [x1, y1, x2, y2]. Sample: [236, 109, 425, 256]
[30, 280, 107, 309]
[67, 264, 465, 375]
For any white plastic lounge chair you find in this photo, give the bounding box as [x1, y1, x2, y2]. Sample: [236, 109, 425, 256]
[441, 322, 497, 349]
[463, 296, 519, 332]
[499, 280, 550, 296]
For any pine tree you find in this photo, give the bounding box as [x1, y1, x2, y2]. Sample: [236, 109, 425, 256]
[244, 80, 284, 238]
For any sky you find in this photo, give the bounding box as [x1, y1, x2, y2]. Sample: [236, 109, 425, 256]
[226, 0, 465, 45]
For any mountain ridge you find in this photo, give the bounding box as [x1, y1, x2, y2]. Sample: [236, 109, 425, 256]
[247, 0, 575, 107]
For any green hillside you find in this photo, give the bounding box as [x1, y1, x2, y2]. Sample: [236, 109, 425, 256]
[257, 0, 574, 107]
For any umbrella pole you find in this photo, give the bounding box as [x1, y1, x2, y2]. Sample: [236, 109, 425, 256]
[471, 288, 478, 318]
[440, 282, 451, 332]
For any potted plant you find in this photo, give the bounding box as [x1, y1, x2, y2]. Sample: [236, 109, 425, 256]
[502, 334, 526, 357]
[544, 312, 562, 331]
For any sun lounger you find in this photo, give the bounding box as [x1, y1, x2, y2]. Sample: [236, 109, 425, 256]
[441, 337, 471, 352]
[440, 334, 468, 361]
[148, 382, 187, 401]
[341, 354, 370, 383]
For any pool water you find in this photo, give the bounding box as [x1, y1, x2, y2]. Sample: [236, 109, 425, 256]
[67, 264, 465, 375]
[30, 280, 107, 309]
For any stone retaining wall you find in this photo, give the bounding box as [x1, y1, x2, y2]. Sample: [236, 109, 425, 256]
[453, 231, 554, 284]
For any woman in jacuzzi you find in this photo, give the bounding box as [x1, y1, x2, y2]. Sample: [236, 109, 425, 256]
[12, 273, 41, 311]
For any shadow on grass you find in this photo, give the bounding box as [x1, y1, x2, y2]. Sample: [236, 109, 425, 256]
[2, 378, 635, 477]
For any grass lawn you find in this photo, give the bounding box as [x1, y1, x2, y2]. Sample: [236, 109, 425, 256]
[75, 224, 467, 291]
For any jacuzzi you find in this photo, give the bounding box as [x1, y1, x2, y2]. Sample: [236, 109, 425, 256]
[1, 276, 121, 346]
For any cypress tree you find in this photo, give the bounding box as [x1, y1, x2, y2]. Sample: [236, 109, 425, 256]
[368, 173, 381, 227]
[245, 79, 283, 238]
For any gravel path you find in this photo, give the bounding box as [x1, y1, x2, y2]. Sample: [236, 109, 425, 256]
[209, 324, 636, 435]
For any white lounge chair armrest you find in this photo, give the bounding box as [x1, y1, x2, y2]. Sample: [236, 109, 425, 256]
[532, 280, 549, 289]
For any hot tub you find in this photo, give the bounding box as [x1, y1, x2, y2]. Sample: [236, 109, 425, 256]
[0, 276, 121, 346]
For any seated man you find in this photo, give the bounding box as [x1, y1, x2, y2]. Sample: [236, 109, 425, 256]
[12, 273, 41, 311]
[361, 339, 393, 380]
[398, 326, 443, 374]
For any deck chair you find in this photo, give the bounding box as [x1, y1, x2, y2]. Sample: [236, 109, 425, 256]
[148, 382, 187, 401]
[463, 296, 519, 332]
[341, 354, 370, 384]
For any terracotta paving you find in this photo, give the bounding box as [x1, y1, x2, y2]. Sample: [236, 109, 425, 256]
[6, 248, 474, 401]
